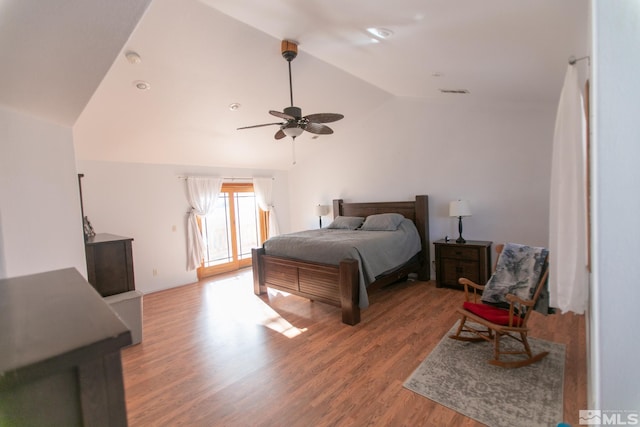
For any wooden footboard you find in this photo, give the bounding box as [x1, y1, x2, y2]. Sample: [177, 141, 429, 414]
[252, 247, 361, 325]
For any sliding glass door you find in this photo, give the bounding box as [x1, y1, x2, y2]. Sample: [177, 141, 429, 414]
[197, 183, 266, 279]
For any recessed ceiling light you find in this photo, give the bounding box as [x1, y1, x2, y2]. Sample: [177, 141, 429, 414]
[366, 27, 394, 40]
[133, 80, 150, 90]
[229, 103, 241, 111]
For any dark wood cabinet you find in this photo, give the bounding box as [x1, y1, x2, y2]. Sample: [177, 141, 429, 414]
[0, 269, 131, 426]
[85, 233, 135, 297]
[434, 239, 492, 289]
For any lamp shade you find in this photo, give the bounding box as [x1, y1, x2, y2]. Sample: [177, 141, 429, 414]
[315, 204, 330, 216]
[449, 200, 471, 217]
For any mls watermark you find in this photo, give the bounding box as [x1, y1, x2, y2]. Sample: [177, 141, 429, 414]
[579, 410, 640, 425]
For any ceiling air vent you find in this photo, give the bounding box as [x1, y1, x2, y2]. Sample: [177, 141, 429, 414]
[439, 89, 470, 94]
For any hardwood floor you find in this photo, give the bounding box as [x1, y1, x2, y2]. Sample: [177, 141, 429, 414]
[121, 269, 586, 426]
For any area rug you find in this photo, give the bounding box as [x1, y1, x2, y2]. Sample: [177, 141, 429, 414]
[404, 322, 565, 427]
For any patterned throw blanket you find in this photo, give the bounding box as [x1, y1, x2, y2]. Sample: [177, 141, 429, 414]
[481, 243, 552, 315]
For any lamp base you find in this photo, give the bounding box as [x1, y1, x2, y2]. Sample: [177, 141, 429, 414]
[456, 216, 466, 244]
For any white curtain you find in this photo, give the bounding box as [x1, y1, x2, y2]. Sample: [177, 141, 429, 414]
[549, 65, 589, 314]
[185, 176, 223, 271]
[253, 177, 279, 237]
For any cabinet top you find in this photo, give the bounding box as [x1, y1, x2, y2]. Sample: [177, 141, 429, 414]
[434, 239, 492, 247]
[0, 268, 131, 380]
[85, 233, 134, 245]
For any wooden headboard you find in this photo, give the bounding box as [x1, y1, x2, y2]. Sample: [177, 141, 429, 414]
[332, 195, 430, 281]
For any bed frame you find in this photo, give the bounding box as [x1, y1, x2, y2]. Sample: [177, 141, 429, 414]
[251, 195, 430, 325]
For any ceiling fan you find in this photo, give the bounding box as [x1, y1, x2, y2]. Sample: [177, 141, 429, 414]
[237, 40, 344, 141]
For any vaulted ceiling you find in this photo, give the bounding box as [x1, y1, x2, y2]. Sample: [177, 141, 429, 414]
[1, 0, 588, 170]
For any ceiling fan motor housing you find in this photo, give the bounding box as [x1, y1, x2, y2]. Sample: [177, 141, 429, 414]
[284, 106, 301, 118]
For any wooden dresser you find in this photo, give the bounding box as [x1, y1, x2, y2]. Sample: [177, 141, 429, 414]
[85, 233, 135, 297]
[434, 239, 492, 289]
[0, 268, 131, 426]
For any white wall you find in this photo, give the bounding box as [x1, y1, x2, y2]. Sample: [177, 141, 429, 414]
[0, 106, 86, 279]
[287, 96, 559, 276]
[76, 160, 289, 294]
[590, 0, 640, 410]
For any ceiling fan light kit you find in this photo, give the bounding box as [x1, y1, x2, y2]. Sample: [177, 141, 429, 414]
[282, 124, 304, 138]
[237, 40, 344, 146]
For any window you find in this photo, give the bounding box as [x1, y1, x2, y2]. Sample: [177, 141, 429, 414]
[197, 183, 267, 279]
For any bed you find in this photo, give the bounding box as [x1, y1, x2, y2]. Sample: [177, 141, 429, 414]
[251, 195, 430, 325]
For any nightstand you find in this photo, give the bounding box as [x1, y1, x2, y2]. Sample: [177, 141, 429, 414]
[434, 239, 492, 289]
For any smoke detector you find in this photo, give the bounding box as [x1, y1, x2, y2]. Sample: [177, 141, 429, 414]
[125, 51, 142, 64]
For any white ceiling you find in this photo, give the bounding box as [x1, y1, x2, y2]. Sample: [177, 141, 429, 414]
[2, 0, 588, 170]
[206, 0, 587, 101]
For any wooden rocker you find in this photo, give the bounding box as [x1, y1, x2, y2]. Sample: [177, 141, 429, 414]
[449, 243, 550, 368]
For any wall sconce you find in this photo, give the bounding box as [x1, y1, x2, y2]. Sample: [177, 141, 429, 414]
[315, 204, 330, 228]
[449, 200, 472, 244]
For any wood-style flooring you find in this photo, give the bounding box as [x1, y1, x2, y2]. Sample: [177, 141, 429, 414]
[121, 269, 586, 426]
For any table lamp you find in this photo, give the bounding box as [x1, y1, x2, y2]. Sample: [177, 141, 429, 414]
[315, 204, 330, 228]
[449, 200, 472, 244]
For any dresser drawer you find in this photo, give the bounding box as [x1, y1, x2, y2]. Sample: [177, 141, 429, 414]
[441, 259, 480, 286]
[439, 246, 479, 261]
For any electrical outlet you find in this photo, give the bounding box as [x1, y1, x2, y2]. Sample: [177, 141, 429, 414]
[152, 268, 158, 276]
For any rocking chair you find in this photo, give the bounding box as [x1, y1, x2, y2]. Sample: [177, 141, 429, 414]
[449, 243, 550, 368]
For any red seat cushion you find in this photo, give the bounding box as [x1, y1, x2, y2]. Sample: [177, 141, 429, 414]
[463, 301, 523, 326]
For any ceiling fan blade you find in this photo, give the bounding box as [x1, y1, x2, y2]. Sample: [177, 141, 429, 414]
[304, 122, 334, 135]
[269, 110, 295, 120]
[237, 122, 284, 130]
[304, 113, 344, 124]
[274, 129, 286, 140]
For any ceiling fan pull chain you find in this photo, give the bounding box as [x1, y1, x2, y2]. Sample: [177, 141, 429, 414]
[291, 138, 296, 165]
